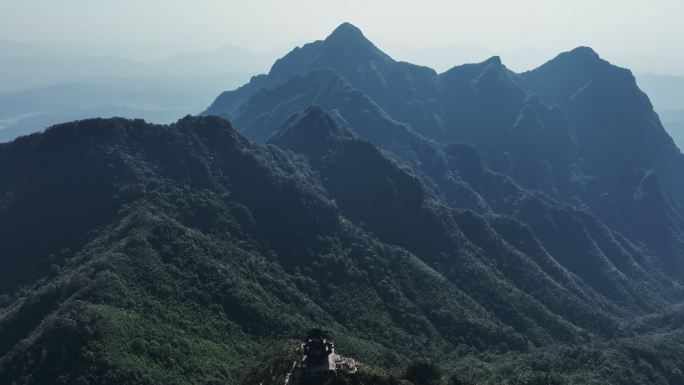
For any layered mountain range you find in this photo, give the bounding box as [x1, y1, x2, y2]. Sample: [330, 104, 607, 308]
[2, 23, 684, 385]
[206, 23, 684, 274]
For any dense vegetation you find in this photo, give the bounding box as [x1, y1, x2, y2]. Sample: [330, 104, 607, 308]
[2, 23, 684, 385]
[0, 115, 682, 385]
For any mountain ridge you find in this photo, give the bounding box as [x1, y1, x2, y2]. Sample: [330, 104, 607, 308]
[2, 111, 684, 384]
[205, 22, 684, 278]
[3, 22, 684, 385]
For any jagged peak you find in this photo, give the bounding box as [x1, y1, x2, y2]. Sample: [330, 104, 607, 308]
[440, 55, 508, 80]
[483, 56, 503, 66]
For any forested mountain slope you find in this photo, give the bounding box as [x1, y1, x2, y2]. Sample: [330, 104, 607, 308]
[2, 22, 684, 385]
[1, 115, 683, 384]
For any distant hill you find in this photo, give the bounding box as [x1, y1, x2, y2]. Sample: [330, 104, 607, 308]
[0, 40, 276, 142]
[0, 40, 275, 93]
[0, 74, 248, 142]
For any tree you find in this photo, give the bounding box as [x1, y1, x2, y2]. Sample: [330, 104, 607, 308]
[404, 360, 441, 385]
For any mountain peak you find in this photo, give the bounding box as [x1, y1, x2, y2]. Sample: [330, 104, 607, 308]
[483, 56, 503, 66]
[521, 45, 608, 104]
[568, 46, 599, 58]
[323, 22, 385, 56]
[327, 22, 365, 40]
[322, 23, 394, 66]
[548, 46, 602, 67]
[260, 22, 392, 91]
[565, 46, 600, 61]
[267, 106, 353, 157]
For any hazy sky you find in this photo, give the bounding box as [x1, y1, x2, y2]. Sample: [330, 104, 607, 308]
[1, 0, 683, 74]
